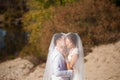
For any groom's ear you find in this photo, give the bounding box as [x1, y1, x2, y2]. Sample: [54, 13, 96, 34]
[54, 33, 63, 45]
[54, 38, 60, 46]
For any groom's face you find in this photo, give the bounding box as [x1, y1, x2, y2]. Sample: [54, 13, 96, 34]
[56, 37, 66, 48]
[65, 38, 73, 49]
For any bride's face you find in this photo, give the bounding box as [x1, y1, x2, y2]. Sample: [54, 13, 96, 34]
[65, 38, 74, 49]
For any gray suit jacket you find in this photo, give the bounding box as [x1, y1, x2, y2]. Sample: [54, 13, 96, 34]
[51, 47, 73, 80]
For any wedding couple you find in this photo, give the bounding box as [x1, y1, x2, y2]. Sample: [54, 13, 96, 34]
[43, 33, 84, 80]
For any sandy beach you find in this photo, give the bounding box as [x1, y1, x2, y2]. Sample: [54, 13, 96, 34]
[0, 41, 120, 80]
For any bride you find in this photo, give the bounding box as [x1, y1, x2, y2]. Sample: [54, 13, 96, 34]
[43, 32, 84, 80]
[65, 33, 84, 80]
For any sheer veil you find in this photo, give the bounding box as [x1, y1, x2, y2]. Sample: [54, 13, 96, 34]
[74, 33, 84, 80]
[43, 33, 84, 80]
[43, 33, 65, 80]
[43, 34, 56, 80]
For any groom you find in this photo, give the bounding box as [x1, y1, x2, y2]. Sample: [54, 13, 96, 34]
[51, 33, 73, 80]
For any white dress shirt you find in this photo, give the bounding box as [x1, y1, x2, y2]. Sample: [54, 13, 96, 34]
[51, 47, 73, 80]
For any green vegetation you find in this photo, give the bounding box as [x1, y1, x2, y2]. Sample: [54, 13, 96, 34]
[0, 0, 27, 61]
[0, 0, 120, 62]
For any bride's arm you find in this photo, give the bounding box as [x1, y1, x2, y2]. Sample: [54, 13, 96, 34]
[67, 54, 79, 70]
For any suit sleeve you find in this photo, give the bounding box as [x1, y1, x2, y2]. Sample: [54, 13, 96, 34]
[53, 55, 73, 77]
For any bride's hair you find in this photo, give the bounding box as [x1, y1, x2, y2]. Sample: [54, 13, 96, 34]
[66, 33, 78, 46]
[54, 33, 63, 45]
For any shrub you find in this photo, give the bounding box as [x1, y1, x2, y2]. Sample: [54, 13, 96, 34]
[20, 0, 53, 61]
[2, 0, 119, 62]
[0, 0, 27, 61]
[40, 0, 120, 56]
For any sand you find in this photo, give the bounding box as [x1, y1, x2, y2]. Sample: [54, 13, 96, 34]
[84, 41, 120, 80]
[0, 41, 120, 80]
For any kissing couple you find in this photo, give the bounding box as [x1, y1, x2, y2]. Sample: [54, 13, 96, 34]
[43, 32, 84, 80]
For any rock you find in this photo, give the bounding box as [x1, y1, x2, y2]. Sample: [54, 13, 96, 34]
[0, 58, 34, 80]
[24, 65, 44, 80]
[84, 41, 120, 80]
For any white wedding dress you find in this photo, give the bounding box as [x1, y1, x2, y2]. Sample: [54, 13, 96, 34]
[67, 47, 80, 80]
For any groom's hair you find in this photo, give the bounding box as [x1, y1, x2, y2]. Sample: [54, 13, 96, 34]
[54, 33, 63, 45]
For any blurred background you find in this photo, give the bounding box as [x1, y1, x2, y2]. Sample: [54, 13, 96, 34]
[0, 0, 120, 80]
[0, 0, 120, 62]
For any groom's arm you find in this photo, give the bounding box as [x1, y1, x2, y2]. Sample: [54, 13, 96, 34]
[53, 56, 73, 77]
